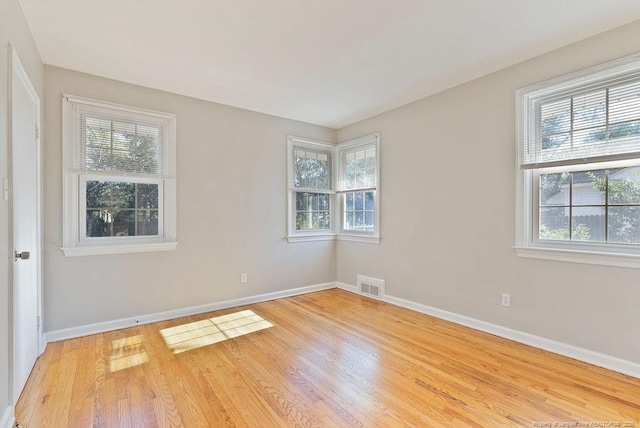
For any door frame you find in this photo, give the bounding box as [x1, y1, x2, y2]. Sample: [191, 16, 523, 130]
[8, 44, 43, 402]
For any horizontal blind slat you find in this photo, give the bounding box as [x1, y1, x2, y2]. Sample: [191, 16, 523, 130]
[520, 58, 640, 168]
[66, 100, 172, 177]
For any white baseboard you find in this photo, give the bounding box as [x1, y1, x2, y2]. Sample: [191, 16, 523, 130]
[337, 282, 640, 379]
[39, 332, 46, 356]
[0, 406, 14, 428]
[45, 282, 336, 343]
[336, 281, 357, 293]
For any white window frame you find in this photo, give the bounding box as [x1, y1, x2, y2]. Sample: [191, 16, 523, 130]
[286, 133, 380, 244]
[79, 174, 165, 243]
[336, 133, 381, 244]
[515, 53, 640, 268]
[62, 95, 178, 256]
[286, 136, 337, 242]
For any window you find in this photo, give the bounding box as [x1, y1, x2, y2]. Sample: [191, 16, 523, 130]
[62, 95, 177, 256]
[287, 134, 380, 243]
[292, 144, 333, 232]
[337, 134, 380, 242]
[516, 53, 640, 266]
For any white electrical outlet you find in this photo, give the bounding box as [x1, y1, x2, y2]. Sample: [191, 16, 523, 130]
[240, 273, 248, 283]
[501, 293, 511, 307]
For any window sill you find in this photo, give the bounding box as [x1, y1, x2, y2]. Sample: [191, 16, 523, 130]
[286, 234, 336, 243]
[61, 241, 179, 257]
[514, 245, 640, 269]
[286, 233, 381, 244]
[337, 234, 380, 244]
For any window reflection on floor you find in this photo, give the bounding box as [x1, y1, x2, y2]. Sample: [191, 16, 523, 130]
[160, 310, 274, 354]
[109, 335, 149, 372]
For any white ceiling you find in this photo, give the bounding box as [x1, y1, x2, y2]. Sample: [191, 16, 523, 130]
[18, 0, 640, 129]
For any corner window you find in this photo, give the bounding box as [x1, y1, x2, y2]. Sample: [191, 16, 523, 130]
[62, 95, 177, 256]
[287, 134, 380, 243]
[292, 145, 332, 232]
[516, 54, 640, 266]
[287, 137, 335, 241]
[337, 134, 380, 242]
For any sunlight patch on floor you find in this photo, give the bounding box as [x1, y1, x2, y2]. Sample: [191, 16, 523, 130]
[160, 309, 274, 354]
[109, 335, 149, 372]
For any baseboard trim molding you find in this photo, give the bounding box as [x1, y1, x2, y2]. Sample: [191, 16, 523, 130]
[336, 281, 358, 293]
[45, 282, 336, 343]
[0, 406, 14, 428]
[338, 283, 640, 379]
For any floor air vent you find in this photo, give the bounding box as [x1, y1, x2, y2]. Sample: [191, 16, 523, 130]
[357, 274, 385, 300]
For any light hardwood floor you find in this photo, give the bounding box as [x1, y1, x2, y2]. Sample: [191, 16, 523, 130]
[16, 289, 640, 427]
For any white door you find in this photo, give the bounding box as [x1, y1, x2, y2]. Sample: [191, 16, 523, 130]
[10, 46, 42, 401]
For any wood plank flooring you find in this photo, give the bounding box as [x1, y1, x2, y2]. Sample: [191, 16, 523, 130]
[15, 289, 640, 427]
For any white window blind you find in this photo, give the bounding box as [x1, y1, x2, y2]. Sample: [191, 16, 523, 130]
[64, 96, 174, 177]
[519, 56, 640, 169]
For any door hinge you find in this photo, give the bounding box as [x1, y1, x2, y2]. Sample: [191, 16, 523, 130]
[37, 316, 40, 332]
[35, 125, 39, 140]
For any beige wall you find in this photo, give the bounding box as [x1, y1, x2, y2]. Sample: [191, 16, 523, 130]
[337, 20, 640, 364]
[43, 66, 336, 331]
[0, 0, 44, 413]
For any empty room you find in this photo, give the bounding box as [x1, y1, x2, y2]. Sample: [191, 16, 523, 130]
[2, 0, 640, 426]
